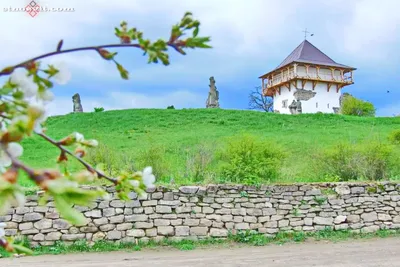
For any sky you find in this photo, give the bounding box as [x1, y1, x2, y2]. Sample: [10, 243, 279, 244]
[1, 0, 399, 116]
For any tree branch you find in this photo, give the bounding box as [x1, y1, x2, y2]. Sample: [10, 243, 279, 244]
[0, 42, 183, 77]
[35, 131, 118, 185]
[248, 86, 273, 112]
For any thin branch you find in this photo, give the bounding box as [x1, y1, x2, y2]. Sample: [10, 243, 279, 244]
[0, 42, 181, 77]
[35, 131, 118, 185]
[0, 143, 41, 183]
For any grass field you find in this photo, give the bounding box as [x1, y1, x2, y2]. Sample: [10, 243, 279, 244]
[19, 108, 400, 188]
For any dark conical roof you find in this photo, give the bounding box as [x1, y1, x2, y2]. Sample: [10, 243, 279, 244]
[274, 40, 355, 70]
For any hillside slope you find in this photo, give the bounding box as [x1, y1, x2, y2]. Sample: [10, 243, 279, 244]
[20, 108, 400, 186]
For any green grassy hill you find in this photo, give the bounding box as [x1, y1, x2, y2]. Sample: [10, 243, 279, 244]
[20, 108, 400, 187]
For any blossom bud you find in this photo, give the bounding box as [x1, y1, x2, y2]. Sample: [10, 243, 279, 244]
[24, 61, 39, 74]
[59, 132, 84, 146]
[74, 146, 86, 158]
[98, 49, 116, 60]
[42, 169, 61, 180]
[0, 66, 14, 75]
[2, 166, 18, 184]
[57, 152, 68, 163]
[120, 36, 131, 44]
[82, 139, 98, 148]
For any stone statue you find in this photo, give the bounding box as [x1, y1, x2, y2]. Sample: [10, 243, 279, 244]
[72, 93, 83, 112]
[289, 100, 297, 114]
[296, 100, 302, 114]
[289, 100, 302, 114]
[206, 76, 220, 108]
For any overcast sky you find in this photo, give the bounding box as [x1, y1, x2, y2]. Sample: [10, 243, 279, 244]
[1, 0, 399, 116]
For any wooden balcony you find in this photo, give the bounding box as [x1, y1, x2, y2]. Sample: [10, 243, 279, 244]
[262, 72, 354, 97]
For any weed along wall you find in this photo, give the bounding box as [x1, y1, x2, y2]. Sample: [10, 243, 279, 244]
[2, 182, 400, 246]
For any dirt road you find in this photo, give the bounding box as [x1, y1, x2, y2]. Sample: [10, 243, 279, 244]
[2, 237, 400, 267]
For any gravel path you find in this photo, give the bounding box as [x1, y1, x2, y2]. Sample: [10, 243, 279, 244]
[2, 237, 399, 267]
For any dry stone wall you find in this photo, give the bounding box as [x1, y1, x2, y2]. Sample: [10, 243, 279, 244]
[2, 182, 400, 246]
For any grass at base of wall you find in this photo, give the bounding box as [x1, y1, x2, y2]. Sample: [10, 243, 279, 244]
[2, 228, 400, 258]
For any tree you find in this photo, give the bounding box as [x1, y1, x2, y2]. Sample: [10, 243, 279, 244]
[248, 86, 273, 112]
[0, 12, 211, 255]
[340, 94, 375, 117]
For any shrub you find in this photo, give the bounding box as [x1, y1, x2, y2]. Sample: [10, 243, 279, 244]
[184, 143, 215, 183]
[388, 129, 400, 145]
[167, 105, 175, 109]
[136, 143, 168, 179]
[85, 143, 120, 177]
[340, 95, 375, 117]
[316, 142, 393, 181]
[94, 107, 105, 112]
[217, 134, 286, 184]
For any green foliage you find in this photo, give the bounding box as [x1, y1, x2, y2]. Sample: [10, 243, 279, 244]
[167, 105, 175, 109]
[315, 141, 395, 181]
[136, 143, 168, 179]
[184, 143, 215, 183]
[341, 95, 375, 117]
[94, 107, 105, 112]
[388, 129, 400, 145]
[313, 196, 327, 205]
[18, 109, 400, 187]
[218, 134, 286, 184]
[85, 143, 121, 177]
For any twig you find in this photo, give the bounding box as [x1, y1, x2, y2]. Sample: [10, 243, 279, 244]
[35, 131, 118, 185]
[0, 143, 42, 183]
[0, 42, 180, 77]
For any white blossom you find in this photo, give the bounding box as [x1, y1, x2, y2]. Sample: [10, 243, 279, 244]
[0, 142, 24, 171]
[129, 180, 140, 187]
[142, 166, 156, 188]
[52, 61, 71, 85]
[39, 90, 55, 102]
[74, 132, 84, 142]
[28, 103, 48, 133]
[10, 69, 38, 98]
[0, 222, 6, 238]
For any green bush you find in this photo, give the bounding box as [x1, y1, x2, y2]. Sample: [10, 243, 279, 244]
[94, 107, 105, 112]
[316, 142, 394, 181]
[136, 143, 168, 179]
[217, 134, 286, 184]
[184, 143, 215, 183]
[86, 143, 121, 177]
[341, 95, 375, 117]
[167, 105, 175, 109]
[388, 129, 400, 145]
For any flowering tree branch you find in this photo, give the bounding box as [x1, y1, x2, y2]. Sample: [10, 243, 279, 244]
[35, 131, 118, 185]
[0, 11, 211, 255]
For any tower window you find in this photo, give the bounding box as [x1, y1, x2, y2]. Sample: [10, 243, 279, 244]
[316, 102, 318, 108]
[327, 103, 330, 108]
[282, 100, 288, 108]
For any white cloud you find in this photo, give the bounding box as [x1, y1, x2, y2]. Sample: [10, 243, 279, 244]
[376, 103, 400, 117]
[45, 90, 204, 116]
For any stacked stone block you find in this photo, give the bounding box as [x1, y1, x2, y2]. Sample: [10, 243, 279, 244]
[1, 183, 400, 246]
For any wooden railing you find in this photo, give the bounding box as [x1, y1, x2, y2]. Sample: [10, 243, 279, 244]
[265, 72, 353, 89]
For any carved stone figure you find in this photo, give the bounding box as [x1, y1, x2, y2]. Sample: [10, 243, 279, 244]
[206, 76, 220, 108]
[289, 100, 297, 114]
[72, 93, 83, 112]
[296, 100, 302, 114]
[288, 100, 302, 114]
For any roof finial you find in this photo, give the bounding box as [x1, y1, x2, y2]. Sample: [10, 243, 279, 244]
[302, 28, 314, 40]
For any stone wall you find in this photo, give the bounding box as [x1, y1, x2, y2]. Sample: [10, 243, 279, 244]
[2, 182, 400, 246]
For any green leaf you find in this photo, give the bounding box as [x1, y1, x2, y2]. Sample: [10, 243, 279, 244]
[53, 195, 86, 225]
[193, 27, 199, 37]
[12, 244, 33, 255]
[116, 63, 129, 80]
[0, 87, 14, 96]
